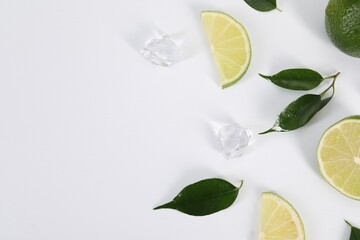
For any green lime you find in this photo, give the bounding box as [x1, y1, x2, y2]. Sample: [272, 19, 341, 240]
[325, 0, 360, 58]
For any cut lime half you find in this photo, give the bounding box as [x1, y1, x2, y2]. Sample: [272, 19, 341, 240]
[260, 192, 305, 240]
[317, 116, 360, 200]
[201, 11, 252, 89]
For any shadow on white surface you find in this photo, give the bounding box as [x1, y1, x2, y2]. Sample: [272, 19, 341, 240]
[255, 88, 297, 124]
[259, 56, 302, 73]
[188, 1, 220, 87]
[291, 0, 329, 42]
[248, 184, 269, 240]
[341, 223, 351, 240]
[123, 22, 156, 52]
[171, 31, 195, 62]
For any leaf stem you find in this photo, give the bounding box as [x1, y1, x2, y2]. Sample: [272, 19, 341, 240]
[154, 201, 175, 210]
[323, 72, 340, 80]
[238, 180, 244, 189]
[259, 128, 276, 135]
[345, 220, 353, 227]
[276, 7, 282, 12]
[320, 72, 340, 97]
[258, 73, 270, 80]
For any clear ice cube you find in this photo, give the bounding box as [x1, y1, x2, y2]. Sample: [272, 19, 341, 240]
[140, 33, 181, 66]
[217, 124, 252, 159]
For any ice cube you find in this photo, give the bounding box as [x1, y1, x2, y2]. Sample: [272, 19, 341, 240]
[140, 33, 181, 66]
[217, 124, 252, 159]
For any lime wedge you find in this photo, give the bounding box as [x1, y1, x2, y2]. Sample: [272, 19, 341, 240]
[201, 11, 252, 89]
[317, 116, 360, 200]
[260, 192, 305, 240]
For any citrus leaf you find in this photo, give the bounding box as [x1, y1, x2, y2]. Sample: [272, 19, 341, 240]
[259, 94, 333, 134]
[278, 94, 324, 130]
[154, 178, 243, 216]
[244, 0, 277, 12]
[259, 73, 339, 134]
[346, 221, 360, 240]
[259, 68, 324, 90]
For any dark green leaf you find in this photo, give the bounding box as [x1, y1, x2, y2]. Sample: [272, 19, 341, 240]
[259, 94, 333, 134]
[278, 94, 322, 130]
[346, 221, 360, 240]
[244, 0, 277, 12]
[319, 96, 332, 109]
[259, 68, 324, 90]
[259, 71, 339, 134]
[351, 229, 360, 240]
[154, 178, 243, 216]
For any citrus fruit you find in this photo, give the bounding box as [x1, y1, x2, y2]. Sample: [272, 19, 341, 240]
[325, 0, 360, 58]
[317, 115, 360, 200]
[260, 192, 305, 240]
[201, 11, 251, 89]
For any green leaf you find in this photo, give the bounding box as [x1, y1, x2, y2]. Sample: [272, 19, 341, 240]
[259, 94, 333, 134]
[244, 0, 278, 12]
[154, 178, 243, 216]
[346, 220, 360, 240]
[259, 73, 339, 134]
[259, 68, 324, 90]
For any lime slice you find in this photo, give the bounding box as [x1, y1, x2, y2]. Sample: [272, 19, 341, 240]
[317, 116, 360, 200]
[260, 192, 305, 240]
[201, 11, 251, 89]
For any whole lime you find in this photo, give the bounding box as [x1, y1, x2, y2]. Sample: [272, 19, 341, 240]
[325, 0, 360, 58]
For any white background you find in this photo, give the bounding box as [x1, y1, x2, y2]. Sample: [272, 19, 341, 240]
[0, 0, 360, 239]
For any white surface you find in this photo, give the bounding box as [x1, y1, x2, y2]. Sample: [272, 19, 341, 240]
[0, 0, 360, 239]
